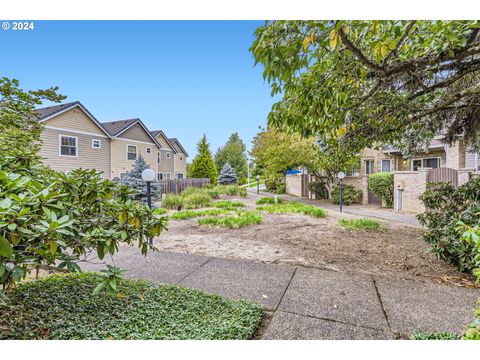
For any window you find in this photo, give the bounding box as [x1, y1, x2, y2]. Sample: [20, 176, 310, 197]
[146, 147, 151, 154]
[166, 152, 171, 159]
[158, 173, 164, 180]
[346, 168, 359, 177]
[381, 159, 392, 172]
[180, 156, 183, 161]
[365, 159, 374, 175]
[411, 158, 440, 171]
[92, 139, 101, 149]
[120, 173, 127, 179]
[177, 173, 184, 179]
[157, 152, 161, 164]
[166, 173, 171, 179]
[59, 135, 77, 157]
[127, 145, 137, 160]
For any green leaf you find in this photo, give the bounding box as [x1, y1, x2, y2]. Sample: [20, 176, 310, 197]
[92, 281, 107, 295]
[0, 236, 13, 258]
[0, 198, 12, 209]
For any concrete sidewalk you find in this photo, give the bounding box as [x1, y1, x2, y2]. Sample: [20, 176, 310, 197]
[82, 248, 479, 340]
[251, 189, 420, 226]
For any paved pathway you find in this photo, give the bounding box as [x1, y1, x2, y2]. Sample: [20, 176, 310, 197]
[250, 188, 420, 226]
[82, 248, 479, 340]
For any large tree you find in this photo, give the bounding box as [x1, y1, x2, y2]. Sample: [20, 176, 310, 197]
[214, 133, 248, 179]
[190, 134, 218, 184]
[251, 21, 480, 157]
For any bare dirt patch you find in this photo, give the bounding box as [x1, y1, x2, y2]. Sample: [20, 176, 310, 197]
[154, 194, 476, 286]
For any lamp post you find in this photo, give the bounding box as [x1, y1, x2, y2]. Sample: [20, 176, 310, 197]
[256, 174, 260, 195]
[141, 168, 156, 248]
[337, 171, 345, 213]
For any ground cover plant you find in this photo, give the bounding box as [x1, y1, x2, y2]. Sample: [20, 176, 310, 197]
[198, 211, 262, 229]
[338, 218, 381, 231]
[256, 202, 327, 218]
[214, 200, 246, 209]
[410, 332, 461, 340]
[0, 273, 262, 340]
[171, 209, 230, 220]
[255, 196, 284, 205]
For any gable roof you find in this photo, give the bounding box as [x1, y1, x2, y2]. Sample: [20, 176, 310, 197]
[169, 137, 189, 157]
[102, 118, 161, 148]
[151, 130, 177, 153]
[35, 101, 111, 137]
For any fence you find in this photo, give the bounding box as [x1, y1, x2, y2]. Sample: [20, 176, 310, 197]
[158, 178, 210, 195]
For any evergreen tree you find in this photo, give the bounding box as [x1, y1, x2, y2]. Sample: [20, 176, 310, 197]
[218, 163, 238, 185]
[214, 132, 248, 180]
[121, 155, 160, 200]
[190, 134, 218, 184]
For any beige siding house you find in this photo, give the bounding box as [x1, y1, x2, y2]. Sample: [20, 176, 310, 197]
[35, 101, 189, 180]
[36, 102, 111, 177]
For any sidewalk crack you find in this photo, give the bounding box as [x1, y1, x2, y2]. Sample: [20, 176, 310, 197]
[371, 274, 393, 335]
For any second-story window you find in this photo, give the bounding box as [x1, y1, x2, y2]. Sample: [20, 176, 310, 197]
[146, 147, 151, 154]
[92, 139, 101, 149]
[127, 145, 137, 161]
[60, 135, 77, 157]
[180, 156, 183, 161]
[166, 152, 171, 159]
[157, 151, 161, 164]
[381, 159, 392, 172]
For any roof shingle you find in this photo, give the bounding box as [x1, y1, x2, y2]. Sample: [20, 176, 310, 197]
[101, 119, 139, 137]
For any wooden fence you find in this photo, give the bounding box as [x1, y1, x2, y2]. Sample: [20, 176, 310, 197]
[426, 167, 459, 188]
[158, 178, 210, 195]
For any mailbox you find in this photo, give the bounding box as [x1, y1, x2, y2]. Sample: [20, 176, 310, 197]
[397, 180, 405, 190]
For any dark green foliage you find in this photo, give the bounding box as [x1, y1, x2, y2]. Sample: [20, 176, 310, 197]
[307, 180, 329, 199]
[417, 178, 480, 272]
[0, 273, 263, 340]
[368, 172, 394, 208]
[218, 163, 238, 185]
[338, 218, 381, 231]
[411, 332, 461, 340]
[330, 184, 363, 205]
[198, 211, 262, 228]
[190, 135, 218, 184]
[257, 202, 327, 218]
[121, 155, 160, 201]
[265, 177, 286, 194]
[215, 133, 248, 179]
[256, 197, 284, 205]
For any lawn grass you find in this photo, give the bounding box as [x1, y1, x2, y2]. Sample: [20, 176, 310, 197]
[256, 202, 327, 218]
[338, 218, 381, 231]
[0, 273, 262, 340]
[214, 200, 246, 209]
[171, 209, 230, 220]
[152, 207, 168, 215]
[255, 197, 283, 205]
[198, 211, 262, 229]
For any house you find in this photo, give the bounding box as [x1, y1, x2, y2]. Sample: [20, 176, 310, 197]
[35, 101, 189, 180]
[36, 101, 112, 177]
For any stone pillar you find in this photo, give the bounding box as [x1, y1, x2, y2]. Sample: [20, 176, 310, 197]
[361, 175, 369, 205]
[458, 169, 473, 186]
[445, 140, 460, 169]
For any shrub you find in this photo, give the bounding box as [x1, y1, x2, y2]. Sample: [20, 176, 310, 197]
[120, 155, 160, 201]
[257, 202, 327, 218]
[338, 218, 381, 231]
[265, 178, 286, 194]
[368, 172, 394, 208]
[411, 332, 461, 340]
[307, 180, 329, 199]
[256, 197, 284, 205]
[205, 188, 220, 199]
[198, 211, 262, 228]
[218, 163, 238, 185]
[417, 178, 480, 272]
[214, 200, 245, 209]
[330, 184, 362, 205]
[171, 209, 229, 220]
[0, 273, 262, 340]
[162, 194, 184, 210]
[152, 207, 168, 215]
[183, 192, 212, 209]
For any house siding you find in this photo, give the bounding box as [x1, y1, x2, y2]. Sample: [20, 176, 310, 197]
[110, 138, 158, 179]
[42, 107, 105, 134]
[118, 123, 154, 143]
[157, 149, 175, 177]
[38, 128, 110, 176]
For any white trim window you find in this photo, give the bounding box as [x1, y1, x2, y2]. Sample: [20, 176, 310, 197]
[346, 167, 360, 177]
[365, 159, 375, 175]
[92, 139, 101, 149]
[166, 152, 171, 159]
[381, 159, 392, 172]
[158, 172, 164, 180]
[165, 172, 171, 179]
[59, 135, 78, 157]
[146, 147, 152, 154]
[157, 151, 161, 164]
[127, 145, 137, 161]
[411, 157, 441, 171]
[177, 173, 184, 179]
[179, 156, 183, 161]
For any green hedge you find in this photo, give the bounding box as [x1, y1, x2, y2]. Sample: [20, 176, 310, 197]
[330, 184, 362, 205]
[307, 180, 329, 199]
[368, 172, 394, 208]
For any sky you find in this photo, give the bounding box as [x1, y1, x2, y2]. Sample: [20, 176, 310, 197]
[0, 21, 277, 159]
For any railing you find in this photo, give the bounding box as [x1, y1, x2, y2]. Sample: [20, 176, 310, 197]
[158, 178, 210, 194]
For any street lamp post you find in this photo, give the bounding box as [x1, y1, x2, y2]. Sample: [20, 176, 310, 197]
[141, 168, 156, 248]
[256, 174, 260, 195]
[337, 171, 345, 213]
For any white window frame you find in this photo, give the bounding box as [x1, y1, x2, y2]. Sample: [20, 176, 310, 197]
[146, 147, 152, 154]
[364, 159, 374, 175]
[381, 159, 392, 173]
[59, 134, 78, 158]
[92, 139, 101, 149]
[177, 173, 184, 179]
[166, 152, 171, 159]
[157, 151, 161, 164]
[126, 144, 137, 161]
[411, 157, 441, 171]
[165, 172, 171, 179]
[179, 156, 183, 161]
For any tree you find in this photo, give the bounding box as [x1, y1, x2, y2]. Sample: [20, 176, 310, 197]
[251, 21, 480, 157]
[0, 78, 167, 290]
[190, 134, 218, 184]
[218, 163, 238, 185]
[121, 155, 160, 201]
[214, 133, 248, 180]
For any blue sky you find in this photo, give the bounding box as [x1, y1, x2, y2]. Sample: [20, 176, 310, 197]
[0, 21, 276, 159]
